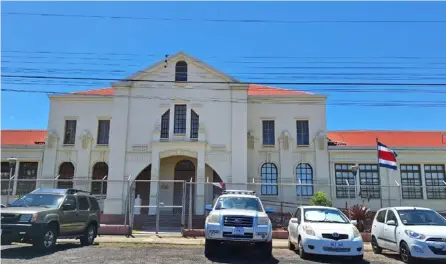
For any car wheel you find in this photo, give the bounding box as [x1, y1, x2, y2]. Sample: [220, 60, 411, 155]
[80, 224, 97, 246]
[400, 242, 416, 264]
[288, 237, 295, 251]
[204, 239, 217, 258]
[371, 236, 382, 254]
[33, 226, 57, 251]
[298, 238, 309, 259]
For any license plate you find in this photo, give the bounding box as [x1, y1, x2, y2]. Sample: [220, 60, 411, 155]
[330, 242, 344, 248]
[232, 227, 244, 236]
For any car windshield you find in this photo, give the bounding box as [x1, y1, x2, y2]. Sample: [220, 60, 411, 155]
[10, 193, 64, 208]
[214, 197, 263, 212]
[397, 209, 446, 226]
[304, 208, 350, 224]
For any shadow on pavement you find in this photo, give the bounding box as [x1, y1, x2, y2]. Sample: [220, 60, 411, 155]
[0, 243, 87, 260]
[292, 250, 371, 264]
[206, 245, 279, 264]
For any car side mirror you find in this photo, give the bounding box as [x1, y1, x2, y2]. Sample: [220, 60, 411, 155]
[351, 220, 358, 226]
[205, 205, 213, 212]
[386, 220, 397, 226]
[290, 218, 299, 224]
[265, 207, 275, 213]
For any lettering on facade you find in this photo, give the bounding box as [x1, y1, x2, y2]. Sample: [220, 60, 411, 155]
[159, 149, 198, 159]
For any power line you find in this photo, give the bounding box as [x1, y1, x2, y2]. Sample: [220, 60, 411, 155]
[3, 12, 446, 24]
[2, 88, 445, 108]
[3, 74, 446, 86]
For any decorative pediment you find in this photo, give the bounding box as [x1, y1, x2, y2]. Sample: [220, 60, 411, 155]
[279, 131, 292, 150]
[79, 130, 93, 149]
[45, 130, 59, 149]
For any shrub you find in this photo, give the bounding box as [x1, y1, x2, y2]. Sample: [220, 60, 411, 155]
[348, 204, 374, 232]
[310, 192, 333, 207]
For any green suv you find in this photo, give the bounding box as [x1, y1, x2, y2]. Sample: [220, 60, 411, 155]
[1, 188, 101, 250]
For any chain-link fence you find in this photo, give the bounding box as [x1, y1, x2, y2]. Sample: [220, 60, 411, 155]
[2, 178, 446, 235]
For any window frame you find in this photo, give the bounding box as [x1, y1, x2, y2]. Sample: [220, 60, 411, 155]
[400, 164, 423, 199]
[260, 163, 279, 196]
[262, 120, 275, 146]
[175, 61, 188, 82]
[77, 196, 90, 211]
[424, 164, 446, 200]
[296, 163, 314, 197]
[16, 162, 39, 196]
[63, 119, 77, 145]
[96, 119, 110, 145]
[296, 120, 310, 146]
[358, 164, 381, 199]
[173, 105, 187, 135]
[376, 210, 386, 223]
[160, 110, 170, 139]
[190, 109, 199, 140]
[334, 163, 356, 198]
[62, 195, 77, 211]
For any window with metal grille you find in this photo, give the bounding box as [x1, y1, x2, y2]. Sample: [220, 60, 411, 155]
[174, 105, 187, 134]
[296, 120, 309, 146]
[190, 110, 199, 139]
[1, 162, 13, 195]
[334, 163, 356, 198]
[358, 164, 381, 199]
[175, 61, 188, 82]
[160, 110, 170, 139]
[424, 165, 446, 199]
[16, 162, 38, 196]
[63, 120, 77, 145]
[400, 164, 423, 199]
[296, 163, 313, 196]
[91, 162, 108, 195]
[97, 120, 110, 145]
[58, 162, 75, 189]
[261, 163, 278, 195]
[262, 120, 275, 146]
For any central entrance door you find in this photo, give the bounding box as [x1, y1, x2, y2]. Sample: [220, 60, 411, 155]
[174, 160, 195, 214]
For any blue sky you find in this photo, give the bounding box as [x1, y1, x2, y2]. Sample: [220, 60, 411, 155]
[1, 1, 446, 130]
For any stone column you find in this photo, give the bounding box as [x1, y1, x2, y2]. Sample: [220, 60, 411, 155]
[195, 150, 205, 215]
[148, 151, 160, 215]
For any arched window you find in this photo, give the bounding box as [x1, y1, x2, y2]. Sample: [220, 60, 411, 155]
[296, 163, 313, 196]
[58, 162, 75, 189]
[160, 110, 170, 139]
[261, 163, 278, 195]
[175, 61, 188, 82]
[91, 162, 108, 195]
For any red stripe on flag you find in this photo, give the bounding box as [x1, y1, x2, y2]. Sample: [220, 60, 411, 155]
[378, 150, 396, 162]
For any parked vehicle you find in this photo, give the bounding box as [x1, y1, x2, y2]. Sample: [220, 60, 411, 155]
[0, 188, 101, 251]
[287, 206, 364, 260]
[371, 206, 446, 264]
[204, 190, 274, 258]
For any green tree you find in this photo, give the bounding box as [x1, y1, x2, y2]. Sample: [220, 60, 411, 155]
[310, 192, 333, 207]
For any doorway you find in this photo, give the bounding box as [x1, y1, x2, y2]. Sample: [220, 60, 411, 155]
[174, 160, 195, 214]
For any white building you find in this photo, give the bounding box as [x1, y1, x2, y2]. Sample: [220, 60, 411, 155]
[1, 52, 446, 217]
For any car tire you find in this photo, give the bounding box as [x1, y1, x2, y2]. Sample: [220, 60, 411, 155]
[258, 241, 273, 259]
[400, 242, 416, 264]
[80, 224, 97, 246]
[33, 225, 57, 251]
[288, 238, 295, 251]
[298, 238, 309, 259]
[371, 236, 382, 254]
[204, 239, 218, 258]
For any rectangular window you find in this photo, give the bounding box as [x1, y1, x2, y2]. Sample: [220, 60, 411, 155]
[296, 120, 309, 146]
[160, 110, 170, 139]
[1, 162, 14, 195]
[262, 120, 275, 146]
[358, 164, 381, 199]
[335, 163, 356, 198]
[400, 164, 423, 199]
[63, 120, 77, 145]
[97, 120, 110, 145]
[190, 110, 199, 140]
[16, 162, 38, 196]
[174, 105, 187, 134]
[424, 165, 446, 199]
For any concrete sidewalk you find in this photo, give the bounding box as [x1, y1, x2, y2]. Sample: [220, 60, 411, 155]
[59, 235, 372, 251]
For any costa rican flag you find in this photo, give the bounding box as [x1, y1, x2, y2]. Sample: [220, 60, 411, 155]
[377, 141, 398, 170]
[212, 181, 226, 189]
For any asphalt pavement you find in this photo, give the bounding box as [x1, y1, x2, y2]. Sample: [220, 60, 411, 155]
[1, 243, 406, 264]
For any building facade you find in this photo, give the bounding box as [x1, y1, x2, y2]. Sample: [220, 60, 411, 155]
[1, 52, 446, 215]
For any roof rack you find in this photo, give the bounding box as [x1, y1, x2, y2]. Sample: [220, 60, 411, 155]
[30, 188, 91, 195]
[222, 190, 256, 195]
[66, 188, 91, 195]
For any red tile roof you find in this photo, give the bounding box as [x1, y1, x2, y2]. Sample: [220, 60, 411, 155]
[1, 130, 47, 146]
[328, 131, 446, 147]
[72, 88, 115, 96]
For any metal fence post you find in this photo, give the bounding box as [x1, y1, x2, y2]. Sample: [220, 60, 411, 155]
[100, 175, 108, 207]
[298, 178, 302, 206]
[188, 178, 193, 230]
[53, 175, 60, 188]
[181, 180, 186, 234]
[345, 179, 351, 219]
[395, 180, 402, 206]
[156, 181, 160, 234]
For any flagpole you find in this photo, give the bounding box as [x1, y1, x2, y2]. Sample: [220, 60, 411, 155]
[376, 137, 383, 208]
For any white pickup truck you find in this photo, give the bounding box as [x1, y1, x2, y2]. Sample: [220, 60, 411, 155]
[204, 190, 275, 258]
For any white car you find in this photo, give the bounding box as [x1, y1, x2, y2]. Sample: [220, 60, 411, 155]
[371, 206, 446, 264]
[204, 190, 274, 258]
[287, 206, 364, 260]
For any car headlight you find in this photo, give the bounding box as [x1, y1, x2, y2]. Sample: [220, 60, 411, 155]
[352, 226, 361, 238]
[207, 214, 219, 224]
[19, 214, 38, 222]
[257, 217, 271, 226]
[404, 230, 426, 240]
[303, 225, 315, 236]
